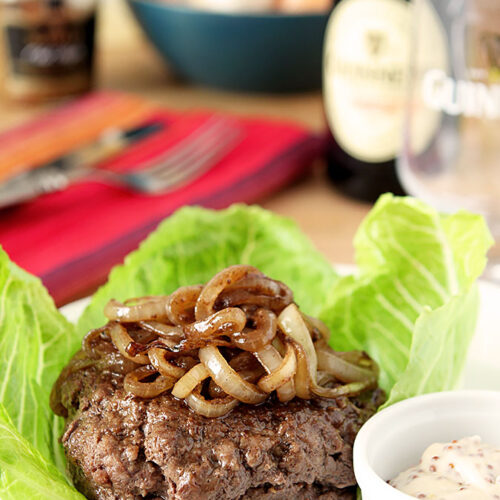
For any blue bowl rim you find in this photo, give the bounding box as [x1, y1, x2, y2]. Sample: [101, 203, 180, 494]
[128, 0, 330, 20]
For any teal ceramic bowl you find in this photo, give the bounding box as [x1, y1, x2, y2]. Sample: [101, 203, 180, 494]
[128, 0, 329, 92]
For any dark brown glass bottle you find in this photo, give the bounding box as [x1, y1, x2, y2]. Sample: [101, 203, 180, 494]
[325, 134, 405, 203]
[323, 0, 409, 202]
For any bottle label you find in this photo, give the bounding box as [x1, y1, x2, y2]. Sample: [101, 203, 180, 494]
[323, 0, 409, 163]
[323, 0, 446, 163]
[4, 9, 95, 79]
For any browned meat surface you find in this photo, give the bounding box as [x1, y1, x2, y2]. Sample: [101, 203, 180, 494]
[53, 350, 382, 500]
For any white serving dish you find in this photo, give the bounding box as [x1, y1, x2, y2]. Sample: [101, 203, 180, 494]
[353, 390, 500, 500]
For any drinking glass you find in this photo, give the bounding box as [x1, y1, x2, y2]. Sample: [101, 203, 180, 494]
[398, 0, 500, 281]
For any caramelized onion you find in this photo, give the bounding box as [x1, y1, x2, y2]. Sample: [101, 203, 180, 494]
[139, 321, 183, 340]
[199, 345, 266, 404]
[278, 304, 318, 398]
[82, 327, 113, 359]
[208, 352, 265, 398]
[171, 363, 210, 399]
[195, 265, 261, 320]
[217, 276, 293, 313]
[224, 275, 284, 296]
[228, 351, 261, 373]
[104, 296, 169, 322]
[277, 379, 296, 402]
[316, 347, 378, 384]
[292, 343, 312, 399]
[257, 342, 296, 394]
[311, 381, 373, 399]
[185, 385, 239, 418]
[207, 369, 264, 398]
[217, 291, 291, 313]
[272, 336, 286, 356]
[279, 305, 376, 399]
[177, 336, 234, 351]
[316, 370, 336, 387]
[303, 313, 331, 342]
[174, 355, 199, 371]
[207, 381, 225, 399]
[255, 344, 296, 402]
[167, 285, 203, 325]
[124, 366, 175, 398]
[148, 347, 186, 379]
[95, 265, 379, 417]
[186, 308, 246, 340]
[231, 308, 277, 352]
[330, 349, 378, 369]
[108, 322, 150, 364]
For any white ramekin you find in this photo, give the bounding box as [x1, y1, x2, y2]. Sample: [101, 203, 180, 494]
[353, 390, 500, 500]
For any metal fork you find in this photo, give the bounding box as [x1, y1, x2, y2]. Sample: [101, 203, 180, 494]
[91, 115, 243, 193]
[0, 116, 243, 209]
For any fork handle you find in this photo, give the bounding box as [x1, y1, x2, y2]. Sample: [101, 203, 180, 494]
[0, 166, 85, 209]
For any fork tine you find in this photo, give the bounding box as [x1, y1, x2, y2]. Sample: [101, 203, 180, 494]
[150, 126, 240, 181]
[144, 122, 236, 180]
[139, 116, 237, 177]
[137, 127, 242, 193]
[143, 131, 241, 192]
[153, 129, 241, 184]
[92, 115, 243, 193]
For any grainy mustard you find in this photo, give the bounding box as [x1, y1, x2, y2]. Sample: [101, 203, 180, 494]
[390, 436, 500, 499]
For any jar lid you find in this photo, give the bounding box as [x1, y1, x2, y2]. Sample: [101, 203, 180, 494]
[0, 0, 97, 7]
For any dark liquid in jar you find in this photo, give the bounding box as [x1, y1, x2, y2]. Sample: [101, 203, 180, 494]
[1, 0, 96, 101]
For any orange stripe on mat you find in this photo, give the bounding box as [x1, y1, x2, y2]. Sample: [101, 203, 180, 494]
[0, 95, 152, 181]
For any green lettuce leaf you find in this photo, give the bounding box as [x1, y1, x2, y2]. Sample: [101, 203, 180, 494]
[0, 248, 81, 470]
[77, 204, 339, 336]
[0, 247, 85, 497]
[0, 403, 84, 500]
[0, 198, 491, 499]
[320, 194, 493, 406]
[385, 288, 479, 406]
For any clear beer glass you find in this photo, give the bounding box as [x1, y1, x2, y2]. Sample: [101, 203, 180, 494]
[398, 0, 500, 281]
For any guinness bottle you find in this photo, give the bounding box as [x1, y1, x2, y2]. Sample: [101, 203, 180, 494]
[323, 0, 409, 202]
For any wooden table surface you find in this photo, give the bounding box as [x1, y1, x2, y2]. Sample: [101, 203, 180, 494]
[0, 0, 371, 270]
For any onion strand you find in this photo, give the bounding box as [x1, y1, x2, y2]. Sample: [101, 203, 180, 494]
[95, 265, 378, 417]
[149, 347, 186, 379]
[104, 296, 170, 322]
[124, 366, 175, 398]
[199, 345, 266, 404]
[257, 342, 296, 393]
[108, 322, 150, 365]
[171, 363, 210, 399]
[255, 344, 296, 402]
[185, 385, 239, 418]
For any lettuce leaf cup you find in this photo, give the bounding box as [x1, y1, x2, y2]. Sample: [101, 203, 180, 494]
[0, 194, 493, 499]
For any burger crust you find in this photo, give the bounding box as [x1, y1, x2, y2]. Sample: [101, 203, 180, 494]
[56, 352, 382, 500]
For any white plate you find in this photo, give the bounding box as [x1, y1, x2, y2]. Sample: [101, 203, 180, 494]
[461, 280, 500, 390]
[60, 296, 91, 324]
[60, 278, 500, 391]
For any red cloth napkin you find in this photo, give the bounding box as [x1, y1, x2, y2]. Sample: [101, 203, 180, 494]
[0, 97, 324, 305]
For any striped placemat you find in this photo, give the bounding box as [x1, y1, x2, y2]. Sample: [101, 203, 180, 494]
[0, 92, 325, 304]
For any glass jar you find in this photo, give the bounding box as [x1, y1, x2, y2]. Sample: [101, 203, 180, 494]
[0, 0, 97, 102]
